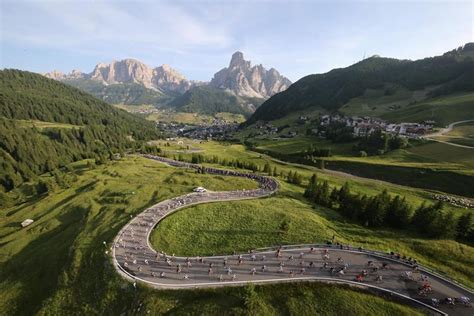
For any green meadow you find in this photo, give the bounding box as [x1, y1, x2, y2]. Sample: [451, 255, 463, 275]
[340, 91, 474, 127]
[0, 156, 426, 315]
[380, 93, 474, 127]
[149, 140, 473, 286]
[164, 140, 474, 207]
[151, 180, 474, 288]
[244, 133, 474, 196]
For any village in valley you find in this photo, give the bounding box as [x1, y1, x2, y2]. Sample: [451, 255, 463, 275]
[156, 112, 438, 142]
[157, 117, 240, 140]
[253, 114, 436, 139]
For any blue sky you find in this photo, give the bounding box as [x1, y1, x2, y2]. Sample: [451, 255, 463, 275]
[1, 0, 473, 82]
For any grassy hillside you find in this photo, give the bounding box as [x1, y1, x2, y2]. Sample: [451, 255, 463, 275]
[247, 43, 474, 124]
[0, 156, 423, 315]
[169, 86, 263, 117]
[339, 87, 474, 127]
[157, 140, 471, 214]
[0, 69, 160, 192]
[252, 136, 474, 196]
[432, 121, 474, 146]
[380, 93, 474, 126]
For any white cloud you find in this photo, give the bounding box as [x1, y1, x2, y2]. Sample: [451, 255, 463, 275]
[1, 0, 233, 53]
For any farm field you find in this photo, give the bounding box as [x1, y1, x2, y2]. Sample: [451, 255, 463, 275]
[0, 156, 425, 315]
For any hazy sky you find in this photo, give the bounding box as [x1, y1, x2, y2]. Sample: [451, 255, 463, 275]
[1, 0, 473, 82]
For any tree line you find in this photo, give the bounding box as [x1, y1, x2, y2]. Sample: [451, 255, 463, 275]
[304, 174, 473, 242]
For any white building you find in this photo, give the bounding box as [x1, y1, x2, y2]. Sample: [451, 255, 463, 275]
[21, 219, 34, 227]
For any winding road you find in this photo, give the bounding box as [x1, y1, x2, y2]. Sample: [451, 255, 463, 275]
[424, 120, 474, 149]
[112, 155, 473, 315]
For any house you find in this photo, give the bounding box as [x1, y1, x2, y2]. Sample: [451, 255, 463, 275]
[297, 116, 309, 124]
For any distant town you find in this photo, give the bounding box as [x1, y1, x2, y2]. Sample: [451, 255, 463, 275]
[157, 117, 240, 140]
[156, 113, 438, 141]
[254, 114, 436, 139]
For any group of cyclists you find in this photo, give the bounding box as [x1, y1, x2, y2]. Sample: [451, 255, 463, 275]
[116, 155, 472, 312]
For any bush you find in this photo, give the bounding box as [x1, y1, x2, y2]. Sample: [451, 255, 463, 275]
[279, 220, 291, 234]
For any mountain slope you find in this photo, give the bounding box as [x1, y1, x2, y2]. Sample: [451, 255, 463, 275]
[169, 86, 262, 116]
[0, 69, 160, 192]
[61, 79, 173, 105]
[210, 51, 291, 98]
[247, 43, 474, 124]
[166, 52, 291, 116]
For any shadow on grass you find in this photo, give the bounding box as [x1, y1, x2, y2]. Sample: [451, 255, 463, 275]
[5, 193, 48, 217]
[1, 184, 97, 240]
[0, 205, 88, 315]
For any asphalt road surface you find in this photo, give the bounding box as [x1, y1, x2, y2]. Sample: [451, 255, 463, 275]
[112, 155, 473, 315]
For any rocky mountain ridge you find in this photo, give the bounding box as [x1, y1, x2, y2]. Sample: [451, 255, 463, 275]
[44, 53, 292, 115]
[45, 52, 291, 100]
[45, 59, 196, 94]
[210, 51, 291, 98]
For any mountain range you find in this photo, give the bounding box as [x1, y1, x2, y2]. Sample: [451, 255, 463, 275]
[46, 59, 197, 94]
[45, 52, 291, 116]
[43, 44, 474, 126]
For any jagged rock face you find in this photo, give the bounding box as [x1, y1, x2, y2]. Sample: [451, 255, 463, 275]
[44, 53, 291, 100]
[152, 64, 193, 93]
[45, 70, 66, 80]
[90, 59, 154, 89]
[69, 69, 85, 79]
[210, 51, 292, 98]
[45, 59, 195, 93]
